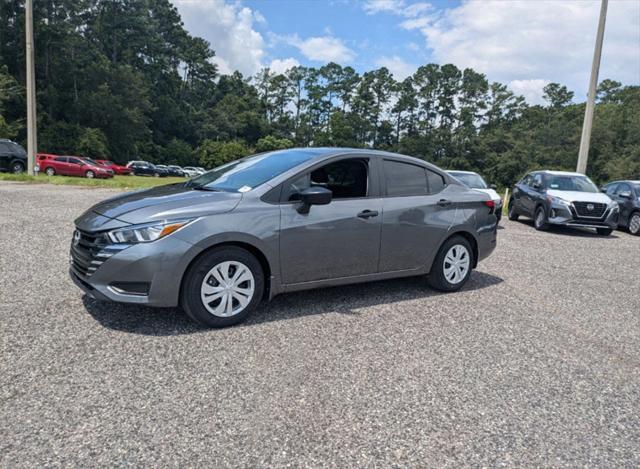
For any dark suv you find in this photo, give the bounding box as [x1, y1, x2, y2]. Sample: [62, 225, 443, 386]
[126, 161, 168, 177]
[508, 170, 619, 235]
[0, 139, 27, 173]
[602, 180, 640, 235]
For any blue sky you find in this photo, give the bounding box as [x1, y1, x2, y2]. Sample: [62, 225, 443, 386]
[175, 0, 640, 104]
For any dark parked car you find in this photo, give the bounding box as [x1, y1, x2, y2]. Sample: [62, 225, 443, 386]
[602, 180, 640, 235]
[508, 170, 618, 235]
[0, 139, 27, 173]
[70, 148, 498, 328]
[156, 164, 184, 177]
[126, 161, 168, 177]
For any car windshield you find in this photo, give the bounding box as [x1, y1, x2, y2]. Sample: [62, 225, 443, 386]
[83, 158, 100, 165]
[449, 172, 487, 189]
[188, 150, 318, 193]
[633, 183, 640, 197]
[546, 175, 599, 193]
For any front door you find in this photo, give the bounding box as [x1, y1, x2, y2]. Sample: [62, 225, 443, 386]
[279, 157, 382, 285]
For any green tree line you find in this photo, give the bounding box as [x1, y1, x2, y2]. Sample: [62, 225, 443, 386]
[1, 0, 638, 186]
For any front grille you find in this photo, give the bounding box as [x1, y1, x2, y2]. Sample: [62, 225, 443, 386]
[572, 201, 607, 218]
[70, 229, 117, 278]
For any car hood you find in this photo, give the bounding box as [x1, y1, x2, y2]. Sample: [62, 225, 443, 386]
[78, 183, 242, 228]
[547, 189, 612, 204]
[473, 188, 501, 201]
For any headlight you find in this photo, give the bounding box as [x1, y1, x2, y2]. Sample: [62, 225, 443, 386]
[547, 195, 570, 206]
[609, 201, 619, 211]
[107, 219, 194, 244]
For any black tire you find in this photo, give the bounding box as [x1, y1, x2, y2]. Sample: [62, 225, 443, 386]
[11, 161, 25, 173]
[428, 235, 474, 292]
[507, 199, 519, 221]
[629, 212, 640, 236]
[154, 172, 160, 177]
[85, 170, 95, 178]
[181, 247, 264, 328]
[45, 167, 56, 176]
[596, 228, 613, 236]
[534, 206, 549, 231]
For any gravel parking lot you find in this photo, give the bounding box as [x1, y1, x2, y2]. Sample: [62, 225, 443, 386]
[1, 182, 639, 467]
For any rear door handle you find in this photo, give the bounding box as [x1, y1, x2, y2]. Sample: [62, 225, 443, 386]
[357, 210, 379, 219]
[437, 199, 451, 207]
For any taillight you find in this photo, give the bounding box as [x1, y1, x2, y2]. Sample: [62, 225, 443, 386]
[483, 200, 495, 213]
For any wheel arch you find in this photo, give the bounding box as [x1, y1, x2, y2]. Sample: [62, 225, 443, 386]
[431, 229, 479, 271]
[179, 239, 274, 303]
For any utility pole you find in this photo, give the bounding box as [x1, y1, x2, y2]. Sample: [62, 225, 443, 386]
[25, 0, 37, 175]
[576, 0, 608, 174]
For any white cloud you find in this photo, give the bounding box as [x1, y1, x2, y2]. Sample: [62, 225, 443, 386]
[509, 79, 550, 105]
[363, 0, 431, 17]
[399, 0, 640, 101]
[174, 0, 266, 76]
[269, 58, 301, 74]
[287, 35, 355, 63]
[376, 55, 417, 80]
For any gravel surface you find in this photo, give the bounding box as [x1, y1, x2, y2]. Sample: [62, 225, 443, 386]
[1, 182, 639, 467]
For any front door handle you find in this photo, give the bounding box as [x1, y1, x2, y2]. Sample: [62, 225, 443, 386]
[357, 210, 379, 219]
[437, 199, 452, 207]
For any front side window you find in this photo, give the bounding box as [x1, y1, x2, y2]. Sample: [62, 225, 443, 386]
[68, 157, 82, 165]
[54, 156, 67, 162]
[284, 158, 368, 201]
[532, 174, 544, 188]
[605, 183, 619, 196]
[384, 160, 427, 197]
[633, 184, 640, 197]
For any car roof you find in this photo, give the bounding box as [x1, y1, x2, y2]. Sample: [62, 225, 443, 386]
[534, 170, 586, 176]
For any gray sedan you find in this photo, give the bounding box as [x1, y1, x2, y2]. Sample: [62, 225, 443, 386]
[70, 148, 498, 327]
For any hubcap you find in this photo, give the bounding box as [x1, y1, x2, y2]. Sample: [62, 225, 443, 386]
[630, 214, 640, 234]
[536, 209, 544, 227]
[443, 244, 470, 285]
[87, 171, 94, 178]
[12, 163, 23, 173]
[46, 168, 54, 176]
[200, 261, 255, 317]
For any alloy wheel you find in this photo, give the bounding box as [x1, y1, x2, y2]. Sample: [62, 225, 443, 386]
[200, 261, 255, 317]
[12, 162, 24, 173]
[86, 170, 95, 178]
[443, 244, 470, 285]
[45, 167, 55, 176]
[630, 214, 640, 235]
[535, 209, 544, 228]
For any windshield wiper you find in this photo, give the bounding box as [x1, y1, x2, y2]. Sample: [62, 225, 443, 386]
[192, 185, 221, 192]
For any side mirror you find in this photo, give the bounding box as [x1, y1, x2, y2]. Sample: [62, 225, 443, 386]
[619, 191, 632, 199]
[600, 187, 607, 193]
[297, 186, 332, 214]
[532, 182, 541, 190]
[490, 184, 497, 190]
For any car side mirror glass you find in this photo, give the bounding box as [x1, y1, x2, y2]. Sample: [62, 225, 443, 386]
[297, 186, 332, 214]
[532, 182, 541, 190]
[619, 191, 632, 199]
[490, 184, 497, 190]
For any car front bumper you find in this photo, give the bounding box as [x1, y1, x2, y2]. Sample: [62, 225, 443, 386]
[547, 203, 618, 229]
[69, 234, 197, 307]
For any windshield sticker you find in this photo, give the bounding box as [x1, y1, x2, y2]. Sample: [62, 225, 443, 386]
[550, 184, 559, 188]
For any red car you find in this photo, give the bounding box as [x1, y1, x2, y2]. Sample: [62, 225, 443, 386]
[95, 159, 132, 175]
[37, 153, 114, 179]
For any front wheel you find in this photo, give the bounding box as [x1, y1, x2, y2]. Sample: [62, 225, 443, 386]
[596, 228, 613, 236]
[428, 236, 474, 292]
[534, 206, 549, 231]
[153, 172, 160, 177]
[508, 199, 519, 221]
[11, 161, 25, 173]
[85, 170, 95, 178]
[45, 167, 56, 176]
[181, 247, 264, 328]
[629, 212, 640, 236]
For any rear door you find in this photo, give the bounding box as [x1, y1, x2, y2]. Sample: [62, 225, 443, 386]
[52, 156, 70, 175]
[67, 157, 85, 176]
[378, 159, 456, 272]
[279, 156, 382, 284]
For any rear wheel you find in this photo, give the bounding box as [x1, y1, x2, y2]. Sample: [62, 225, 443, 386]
[428, 236, 474, 292]
[508, 199, 519, 221]
[154, 172, 160, 177]
[11, 161, 25, 173]
[85, 170, 95, 178]
[181, 247, 264, 328]
[534, 206, 548, 231]
[629, 212, 640, 236]
[596, 228, 613, 236]
[45, 167, 56, 176]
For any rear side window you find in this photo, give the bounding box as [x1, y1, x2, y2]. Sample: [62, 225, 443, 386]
[384, 160, 427, 197]
[54, 156, 67, 162]
[426, 170, 445, 194]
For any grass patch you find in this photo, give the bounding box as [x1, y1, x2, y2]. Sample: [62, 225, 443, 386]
[0, 173, 187, 190]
